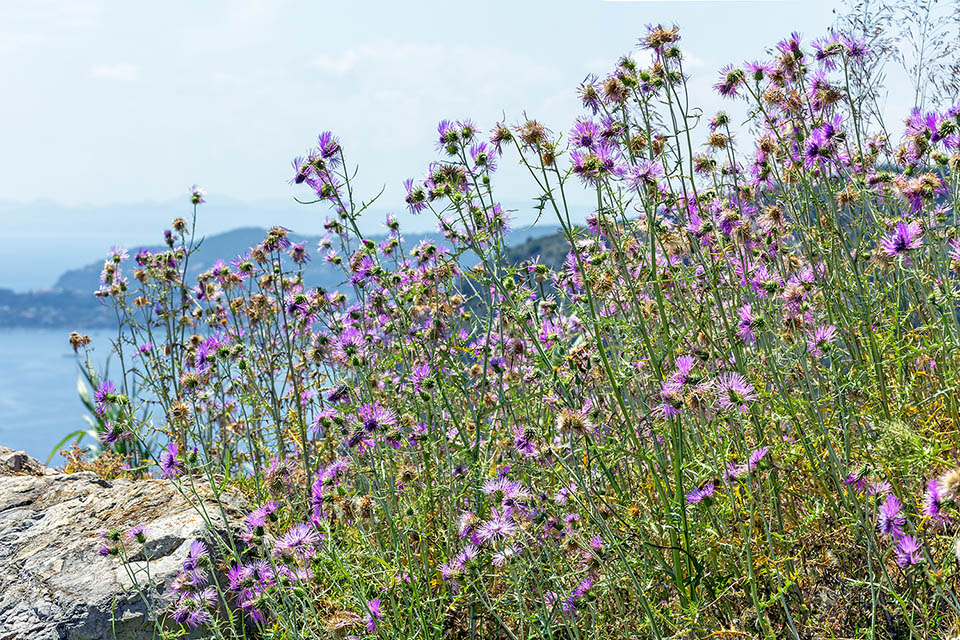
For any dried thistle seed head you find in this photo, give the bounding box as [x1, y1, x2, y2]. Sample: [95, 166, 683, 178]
[556, 409, 590, 435]
[939, 469, 960, 501]
[358, 495, 373, 519]
[68, 332, 92, 353]
[516, 119, 550, 147]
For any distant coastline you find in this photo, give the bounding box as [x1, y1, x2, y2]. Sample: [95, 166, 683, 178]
[0, 225, 567, 328]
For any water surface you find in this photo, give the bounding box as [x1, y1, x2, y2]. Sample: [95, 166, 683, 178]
[0, 328, 111, 464]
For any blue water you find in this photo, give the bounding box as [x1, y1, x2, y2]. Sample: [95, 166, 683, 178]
[0, 328, 113, 464]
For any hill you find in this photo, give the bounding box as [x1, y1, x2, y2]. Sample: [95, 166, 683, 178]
[0, 225, 566, 329]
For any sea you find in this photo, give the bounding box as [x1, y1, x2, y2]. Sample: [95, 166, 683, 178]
[0, 328, 113, 465]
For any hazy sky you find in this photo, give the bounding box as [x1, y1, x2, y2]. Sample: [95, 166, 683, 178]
[1, 0, 875, 212]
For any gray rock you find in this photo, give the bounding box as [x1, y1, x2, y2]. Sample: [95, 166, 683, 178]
[0, 446, 247, 640]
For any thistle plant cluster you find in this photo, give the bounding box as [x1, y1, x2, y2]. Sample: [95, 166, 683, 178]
[80, 25, 960, 639]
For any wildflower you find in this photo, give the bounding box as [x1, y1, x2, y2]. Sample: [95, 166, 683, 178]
[437, 119, 460, 153]
[516, 119, 550, 147]
[159, 442, 183, 479]
[182, 540, 209, 571]
[714, 372, 756, 412]
[364, 598, 382, 633]
[867, 479, 891, 496]
[570, 144, 623, 185]
[878, 493, 905, 537]
[403, 178, 428, 214]
[100, 421, 127, 446]
[845, 468, 868, 492]
[736, 304, 759, 344]
[470, 142, 496, 172]
[627, 160, 662, 190]
[94, 380, 117, 415]
[748, 446, 770, 471]
[724, 462, 747, 481]
[489, 121, 514, 155]
[455, 544, 480, 568]
[578, 74, 602, 114]
[457, 510, 479, 540]
[842, 34, 869, 59]
[807, 325, 837, 357]
[245, 500, 280, 531]
[923, 478, 950, 525]
[714, 65, 745, 98]
[894, 534, 922, 567]
[316, 131, 341, 159]
[289, 155, 312, 184]
[359, 402, 397, 434]
[189, 184, 206, 205]
[569, 119, 600, 149]
[686, 481, 716, 506]
[125, 524, 147, 544]
[289, 242, 310, 264]
[476, 509, 517, 544]
[274, 522, 320, 561]
[492, 546, 518, 566]
[880, 221, 923, 257]
[803, 130, 834, 169]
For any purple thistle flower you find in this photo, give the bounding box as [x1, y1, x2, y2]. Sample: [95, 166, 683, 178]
[569, 119, 601, 149]
[867, 479, 892, 496]
[159, 442, 183, 479]
[880, 221, 923, 257]
[358, 402, 397, 434]
[737, 304, 758, 344]
[186, 608, 211, 629]
[182, 540, 208, 571]
[714, 372, 757, 412]
[878, 493, 905, 537]
[274, 522, 320, 561]
[714, 65, 745, 98]
[437, 119, 459, 152]
[657, 379, 683, 418]
[570, 144, 623, 185]
[189, 184, 206, 205]
[470, 142, 496, 172]
[803, 129, 834, 168]
[748, 446, 770, 471]
[403, 178, 428, 214]
[94, 380, 116, 415]
[578, 74, 602, 114]
[686, 481, 716, 505]
[627, 160, 662, 190]
[100, 421, 127, 446]
[476, 509, 517, 544]
[894, 533, 922, 567]
[807, 324, 838, 357]
[725, 462, 747, 481]
[125, 524, 147, 543]
[842, 34, 869, 59]
[364, 598, 382, 633]
[316, 131, 341, 160]
[245, 500, 280, 530]
[455, 544, 480, 568]
[289, 155, 312, 184]
[289, 242, 310, 265]
[845, 468, 868, 492]
[923, 478, 950, 526]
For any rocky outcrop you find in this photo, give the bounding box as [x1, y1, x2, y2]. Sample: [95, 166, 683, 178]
[0, 447, 246, 640]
